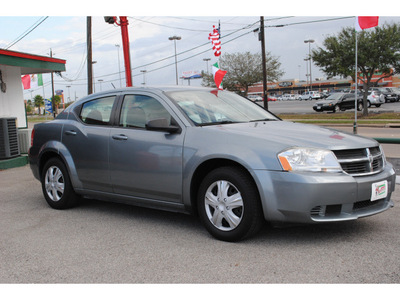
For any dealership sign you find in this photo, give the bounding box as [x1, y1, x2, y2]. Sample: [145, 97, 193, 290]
[182, 70, 202, 79]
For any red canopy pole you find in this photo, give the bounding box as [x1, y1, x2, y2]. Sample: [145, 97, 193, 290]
[119, 16, 133, 87]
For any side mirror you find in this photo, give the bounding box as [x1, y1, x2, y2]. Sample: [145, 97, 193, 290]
[146, 118, 181, 134]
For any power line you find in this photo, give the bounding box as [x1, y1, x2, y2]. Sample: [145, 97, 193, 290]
[55, 16, 356, 86]
[264, 16, 353, 28]
[5, 16, 49, 50]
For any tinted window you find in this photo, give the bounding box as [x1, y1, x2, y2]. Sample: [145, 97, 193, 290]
[119, 95, 172, 128]
[80, 96, 116, 125]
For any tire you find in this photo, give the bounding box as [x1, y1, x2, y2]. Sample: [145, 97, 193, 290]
[334, 105, 340, 113]
[367, 101, 371, 108]
[375, 104, 381, 108]
[357, 102, 363, 111]
[197, 166, 264, 242]
[41, 158, 79, 209]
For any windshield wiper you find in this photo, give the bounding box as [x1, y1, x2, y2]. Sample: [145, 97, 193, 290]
[200, 120, 241, 126]
[250, 118, 277, 122]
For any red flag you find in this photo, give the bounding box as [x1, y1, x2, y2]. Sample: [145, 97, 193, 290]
[21, 74, 31, 89]
[356, 16, 379, 31]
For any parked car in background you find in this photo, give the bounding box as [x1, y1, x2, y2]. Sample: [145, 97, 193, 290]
[267, 95, 277, 101]
[247, 95, 263, 102]
[313, 92, 363, 112]
[29, 86, 396, 242]
[382, 87, 400, 102]
[371, 87, 398, 103]
[282, 94, 296, 101]
[367, 90, 385, 107]
[299, 91, 321, 100]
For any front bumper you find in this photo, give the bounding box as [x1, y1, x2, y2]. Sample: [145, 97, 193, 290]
[254, 163, 396, 224]
[385, 95, 397, 102]
[313, 105, 334, 112]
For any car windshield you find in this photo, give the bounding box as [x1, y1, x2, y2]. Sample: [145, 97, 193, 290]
[166, 89, 278, 125]
[326, 93, 344, 100]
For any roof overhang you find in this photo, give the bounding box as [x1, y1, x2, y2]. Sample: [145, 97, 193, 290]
[0, 49, 66, 74]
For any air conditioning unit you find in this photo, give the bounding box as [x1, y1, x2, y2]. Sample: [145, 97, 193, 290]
[18, 128, 32, 154]
[0, 117, 20, 159]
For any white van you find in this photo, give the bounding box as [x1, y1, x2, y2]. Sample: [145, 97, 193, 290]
[299, 91, 321, 100]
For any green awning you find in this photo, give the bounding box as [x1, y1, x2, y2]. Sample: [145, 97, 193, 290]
[0, 49, 66, 74]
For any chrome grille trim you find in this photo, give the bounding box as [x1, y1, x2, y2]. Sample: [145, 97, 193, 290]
[333, 146, 385, 177]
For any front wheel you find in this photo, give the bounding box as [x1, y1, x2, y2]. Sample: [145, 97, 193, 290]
[357, 102, 363, 111]
[41, 158, 79, 209]
[197, 167, 264, 242]
[334, 104, 340, 113]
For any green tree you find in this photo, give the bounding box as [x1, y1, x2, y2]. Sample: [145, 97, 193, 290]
[52, 95, 62, 110]
[312, 23, 400, 116]
[33, 95, 44, 115]
[202, 51, 284, 96]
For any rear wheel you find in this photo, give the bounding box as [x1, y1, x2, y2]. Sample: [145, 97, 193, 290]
[357, 102, 363, 111]
[41, 158, 79, 209]
[197, 166, 264, 242]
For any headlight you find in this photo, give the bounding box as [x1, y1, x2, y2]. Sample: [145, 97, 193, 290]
[278, 148, 342, 173]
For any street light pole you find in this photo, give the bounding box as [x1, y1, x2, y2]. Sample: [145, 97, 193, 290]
[66, 85, 71, 102]
[115, 44, 122, 88]
[98, 79, 103, 91]
[203, 58, 211, 74]
[140, 70, 147, 85]
[304, 39, 315, 92]
[304, 58, 309, 91]
[169, 36, 181, 85]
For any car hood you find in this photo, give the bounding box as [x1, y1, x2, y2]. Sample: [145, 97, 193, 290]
[203, 120, 377, 152]
[315, 99, 337, 105]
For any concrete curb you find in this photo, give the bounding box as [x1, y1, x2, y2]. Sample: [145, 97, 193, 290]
[387, 158, 400, 185]
[0, 155, 28, 170]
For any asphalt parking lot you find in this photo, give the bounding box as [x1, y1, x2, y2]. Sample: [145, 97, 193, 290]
[0, 165, 399, 284]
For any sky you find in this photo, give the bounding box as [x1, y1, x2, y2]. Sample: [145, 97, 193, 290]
[1, 0, 400, 101]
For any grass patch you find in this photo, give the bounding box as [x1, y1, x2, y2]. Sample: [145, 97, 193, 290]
[27, 115, 55, 123]
[278, 112, 400, 123]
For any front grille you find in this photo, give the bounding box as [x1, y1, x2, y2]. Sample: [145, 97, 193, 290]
[333, 146, 385, 177]
[353, 199, 385, 211]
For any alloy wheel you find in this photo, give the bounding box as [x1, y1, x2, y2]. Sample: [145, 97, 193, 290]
[44, 166, 65, 202]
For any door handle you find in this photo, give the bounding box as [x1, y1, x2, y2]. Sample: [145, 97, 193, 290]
[112, 134, 128, 141]
[65, 130, 77, 136]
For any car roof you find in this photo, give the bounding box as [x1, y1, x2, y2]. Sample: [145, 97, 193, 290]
[70, 86, 219, 107]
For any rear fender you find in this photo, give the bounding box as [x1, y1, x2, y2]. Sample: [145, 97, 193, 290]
[38, 140, 83, 189]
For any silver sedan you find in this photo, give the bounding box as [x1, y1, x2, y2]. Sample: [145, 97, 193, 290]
[29, 87, 396, 241]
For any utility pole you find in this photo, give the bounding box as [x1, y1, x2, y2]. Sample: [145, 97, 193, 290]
[259, 16, 268, 110]
[87, 16, 93, 94]
[50, 48, 56, 117]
